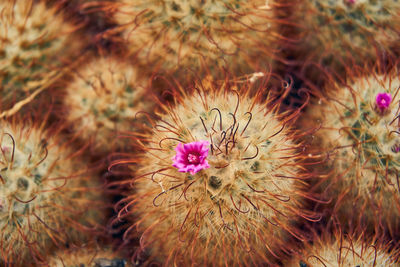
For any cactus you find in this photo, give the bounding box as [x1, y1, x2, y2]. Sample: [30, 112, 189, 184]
[112, 0, 276, 75]
[297, 0, 400, 76]
[0, 117, 104, 265]
[116, 78, 318, 266]
[284, 231, 400, 266]
[47, 244, 131, 267]
[63, 56, 153, 153]
[305, 68, 400, 237]
[0, 0, 84, 111]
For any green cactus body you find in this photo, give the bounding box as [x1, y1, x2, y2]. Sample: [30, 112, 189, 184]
[113, 0, 274, 75]
[301, 0, 400, 70]
[64, 57, 153, 153]
[0, 119, 104, 265]
[284, 233, 400, 266]
[0, 0, 83, 111]
[118, 80, 316, 266]
[308, 71, 400, 236]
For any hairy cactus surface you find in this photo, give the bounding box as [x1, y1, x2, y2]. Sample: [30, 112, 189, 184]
[0, 117, 104, 265]
[112, 0, 276, 75]
[0, 0, 83, 111]
[306, 68, 400, 237]
[47, 245, 131, 267]
[284, 232, 400, 266]
[116, 78, 317, 266]
[298, 0, 400, 74]
[63, 56, 153, 153]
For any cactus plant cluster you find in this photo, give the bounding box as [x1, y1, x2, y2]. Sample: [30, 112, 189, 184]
[0, 0, 83, 111]
[2, 0, 400, 266]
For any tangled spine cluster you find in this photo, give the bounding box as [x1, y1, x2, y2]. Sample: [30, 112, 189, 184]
[116, 78, 318, 266]
[0, 117, 104, 265]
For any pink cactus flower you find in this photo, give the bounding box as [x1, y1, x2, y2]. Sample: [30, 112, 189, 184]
[376, 92, 392, 112]
[172, 141, 210, 175]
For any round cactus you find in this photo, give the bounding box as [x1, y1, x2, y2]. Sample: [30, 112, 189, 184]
[0, 117, 105, 265]
[63, 56, 153, 153]
[284, 232, 400, 266]
[47, 244, 131, 267]
[0, 0, 84, 111]
[112, 0, 277, 75]
[305, 68, 400, 237]
[296, 0, 400, 76]
[116, 78, 318, 266]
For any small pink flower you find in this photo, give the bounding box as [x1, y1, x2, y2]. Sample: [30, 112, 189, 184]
[376, 92, 392, 112]
[347, 0, 356, 4]
[172, 141, 210, 175]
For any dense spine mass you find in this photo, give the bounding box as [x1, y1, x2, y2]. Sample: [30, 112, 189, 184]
[116, 79, 317, 266]
[0, 0, 83, 111]
[112, 0, 275, 75]
[0, 118, 104, 266]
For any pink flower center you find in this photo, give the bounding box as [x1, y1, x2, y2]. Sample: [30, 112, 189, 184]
[187, 153, 200, 164]
[393, 144, 400, 153]
[172, 141, 210, 175]
[376, 92, 392, 112]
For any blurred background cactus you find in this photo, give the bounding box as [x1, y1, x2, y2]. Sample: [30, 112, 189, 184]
[286, 0, 400, 87]
[0, 0, 84, 112]
[62, 56, 154, 154]
[111, 0, 278, 76]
